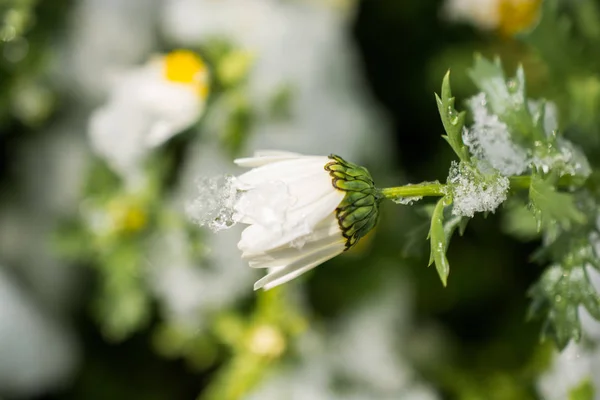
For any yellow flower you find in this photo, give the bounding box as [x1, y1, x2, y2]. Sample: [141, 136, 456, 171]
[163, 50, 210, 98]
[498, 0, 542, 36]
[445, 0, 541, 36]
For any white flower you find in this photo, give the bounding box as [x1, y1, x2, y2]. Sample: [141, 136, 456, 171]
[231, 151, 379, 291]
[443, 0, 541, 35]
[88, 50, 209, 185]
[161, 0, 392, 164]
[444, 0, 501, 30]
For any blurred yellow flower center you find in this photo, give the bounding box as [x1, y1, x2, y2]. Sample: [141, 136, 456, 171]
[498, 0, 542, 36]
[163, 50, 210, 98]
[109, 201, 147, 234]
[247, 325, 286, 358]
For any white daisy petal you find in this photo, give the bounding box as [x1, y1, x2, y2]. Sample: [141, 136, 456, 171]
[253, 150, 302, 158]
[241, 213, 341, 260]
[247, 235, 344, 268]
[253, 242, 346, 291]
[234, 150, 303, 167]
[237, 189, 344, 253]
[234, 157, 329, 188]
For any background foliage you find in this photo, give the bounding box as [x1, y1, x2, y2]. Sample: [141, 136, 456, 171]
[1, 0, 598, 399]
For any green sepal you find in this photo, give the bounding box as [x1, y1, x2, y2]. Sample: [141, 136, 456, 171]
[435, 71, 469, 162]
[325, 155, 381, 249]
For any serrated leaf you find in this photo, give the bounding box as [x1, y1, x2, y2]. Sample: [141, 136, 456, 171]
[428, 196, 454, 286]
[528, 264, 600, 350]
[435, 71, 469, 161]
[468, 55, 539, 140]
[529, 174, 586, 233]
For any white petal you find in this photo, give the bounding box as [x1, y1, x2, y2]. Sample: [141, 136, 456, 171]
[234, 156, 330, 188]
[234, 167, 337, 226]
[237, 189, 344, 253]
[254, 241, 346, 290]
[234, 150, 304, 167]
[247, 233, 344, 268]
[253, 150, 303, 157]
[241, 213, 341, 260]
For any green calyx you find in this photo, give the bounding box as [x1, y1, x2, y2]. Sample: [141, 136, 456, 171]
[325, 155, 381, 250]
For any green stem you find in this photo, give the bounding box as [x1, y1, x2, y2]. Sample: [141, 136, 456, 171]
[381, 175, 581, 203]
[379, 182, 446, 201]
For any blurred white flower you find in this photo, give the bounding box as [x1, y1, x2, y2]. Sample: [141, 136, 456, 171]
[161, 0, 392, 165]
[148, 224, 256, 330]
[88, 50, 210, 185]
[245, 272, 440, 400]
[149, 140, 256, 329]
[444, 0, 501, 30]
[443, 0, 541, 35]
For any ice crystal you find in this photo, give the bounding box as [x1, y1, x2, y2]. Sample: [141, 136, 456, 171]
[392, 196, 423, 205]
[463, 92, 529, 176]
[532, 138, 591, 178]
[186, 175, 239, 232]
[448, 161, 509, 218]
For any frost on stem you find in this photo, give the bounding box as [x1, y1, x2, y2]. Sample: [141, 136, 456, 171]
[447, 161, 509, 218]
[186, 175, 240, 232]
[391, 196, 423, 205]
[463, 92, 529, 176]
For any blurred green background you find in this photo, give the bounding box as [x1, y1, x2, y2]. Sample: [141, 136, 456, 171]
[0, 0, 588, 399]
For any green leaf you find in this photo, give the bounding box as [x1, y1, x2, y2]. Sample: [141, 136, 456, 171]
[528, 264, 600, 350]
[428, 196, 454, 286]
[435, 71, 469, 161]
[468, 55, 539, 141]
[529, 174, 586, 234]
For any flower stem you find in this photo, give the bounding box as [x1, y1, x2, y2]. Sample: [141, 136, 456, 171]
[379, 182, 446, 201]
[381, 175, 582, 204]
